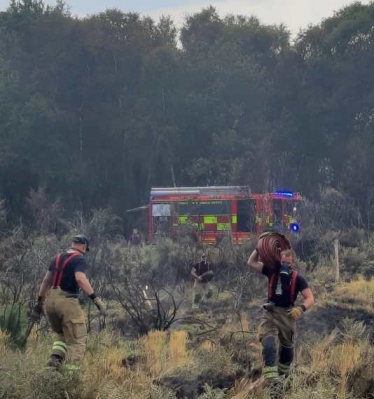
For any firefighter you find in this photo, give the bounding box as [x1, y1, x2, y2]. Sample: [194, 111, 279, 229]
[128, 228, 143, 260]
[191, 253, 214, 309]
[128, 228, 143, 248]
[31, 235, 106, 370]
[247, 248, 314, 387]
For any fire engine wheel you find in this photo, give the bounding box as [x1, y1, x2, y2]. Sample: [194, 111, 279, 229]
[256, 232, 291, 270]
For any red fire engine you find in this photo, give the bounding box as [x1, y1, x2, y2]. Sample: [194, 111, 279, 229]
[149, 186, 302, 245]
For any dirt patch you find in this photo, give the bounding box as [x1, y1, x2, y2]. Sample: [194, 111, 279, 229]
[298, 305, 374, 341]
[159, 370, 243, 399]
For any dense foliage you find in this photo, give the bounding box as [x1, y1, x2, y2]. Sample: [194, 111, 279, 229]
[1, 1, 374, 231]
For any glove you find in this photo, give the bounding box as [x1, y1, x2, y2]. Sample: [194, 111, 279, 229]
[93, 297, 107, 316]
[287, 306, 305, 321]
[31, 298, 45, 322]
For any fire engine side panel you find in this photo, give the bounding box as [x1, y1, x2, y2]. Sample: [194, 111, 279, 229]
[255, 198, 262, 235]
[150, 196, 236, 242]
[148, 200, 153, 241]
[231, 200, 237, 233]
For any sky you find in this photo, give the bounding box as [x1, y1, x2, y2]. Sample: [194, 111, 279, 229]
[0, 0, 371, 35]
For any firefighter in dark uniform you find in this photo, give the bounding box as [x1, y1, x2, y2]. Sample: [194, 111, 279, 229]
[128, 228, 143, 260]
[128, 228, 143, 248]
[191, 253, 214, 309]
[248, 248, 314, 385]
[32, 235, 106, 370]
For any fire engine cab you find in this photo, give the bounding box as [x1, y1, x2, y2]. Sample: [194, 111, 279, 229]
[149, 186, 301, 245]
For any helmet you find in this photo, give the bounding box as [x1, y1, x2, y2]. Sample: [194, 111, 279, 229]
[72, 234, 90, 251]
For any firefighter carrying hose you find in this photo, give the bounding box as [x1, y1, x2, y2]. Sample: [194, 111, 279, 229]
[248, 247, 314, 389]
[31, 235, 106, 370]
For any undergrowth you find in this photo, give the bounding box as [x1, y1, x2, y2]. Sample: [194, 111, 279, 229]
[1, 308, 373, 398]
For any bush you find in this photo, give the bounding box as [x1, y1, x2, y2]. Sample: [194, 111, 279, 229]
[0, 306, 28, 345]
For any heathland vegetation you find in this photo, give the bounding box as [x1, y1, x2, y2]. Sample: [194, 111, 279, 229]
[1, 1, 374, 397]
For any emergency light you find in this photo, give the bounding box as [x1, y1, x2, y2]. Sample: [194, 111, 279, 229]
[290, 223, 300, 233]
[275, 190, 294, 198]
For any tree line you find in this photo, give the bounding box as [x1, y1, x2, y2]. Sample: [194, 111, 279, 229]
[1, 0, 374, 231]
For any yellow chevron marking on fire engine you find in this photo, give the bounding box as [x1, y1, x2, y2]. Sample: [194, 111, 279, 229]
[178, 216, 199, 227]
[217, 223, 230, 231]
[204, 216, 217, 224]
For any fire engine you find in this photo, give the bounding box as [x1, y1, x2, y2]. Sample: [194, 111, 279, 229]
[149, 186, 301, 245]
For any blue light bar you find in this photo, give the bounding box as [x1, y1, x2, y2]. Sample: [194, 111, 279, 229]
[275, 190, 294, 198]
[290, 223, 300, 233]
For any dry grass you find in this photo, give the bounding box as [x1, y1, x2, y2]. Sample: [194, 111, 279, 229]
[331, 276, 374, 312]
[0, 329, 9, 357]
[309, 330, 338, 373]
[169, 330, 190, 368]
[1, 280, 374, 399]
[200, 340, 215, 352]
[330, 342, 363, 395]
[220, 311, 252, 336]
[239, 311, 250, 332]
[141, 330, 169, 376]
[0, 325, 372, 399]
[140, 329, 194, 379]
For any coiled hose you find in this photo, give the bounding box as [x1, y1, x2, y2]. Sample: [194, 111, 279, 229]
[256, 232, 291, 270]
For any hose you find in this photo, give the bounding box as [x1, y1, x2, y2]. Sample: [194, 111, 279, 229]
[256, 232, 291, 270]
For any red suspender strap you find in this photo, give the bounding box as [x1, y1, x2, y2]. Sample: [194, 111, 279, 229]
[268, 271, 298, 303]
[268, 273, 276, 299]
[57, 253, 80, 287]
[290, 271, 298, 303]
[52, 254, 62, 287]
[53, 253, 80, 288]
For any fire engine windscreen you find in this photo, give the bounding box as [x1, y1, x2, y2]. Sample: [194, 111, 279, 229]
[152, 204, 171, 216]
[152, 204, 172, 237]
